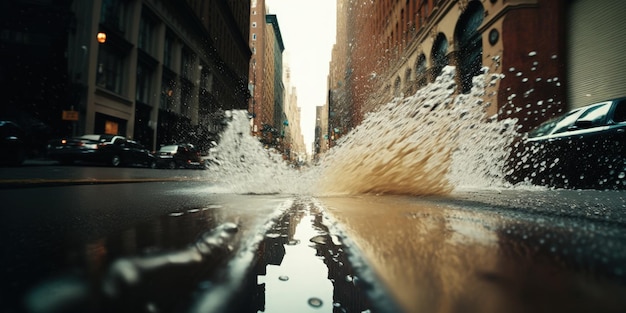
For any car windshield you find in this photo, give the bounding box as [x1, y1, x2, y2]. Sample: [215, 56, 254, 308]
[527, 107, 583, 138]
[158, 145, 179, 153]
[78, 135, 103, 141]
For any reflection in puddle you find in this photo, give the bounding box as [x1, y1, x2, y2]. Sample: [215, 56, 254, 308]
[247, 201, 377, 313]
[21, 205, 232, 313]
[319, 195, 626, 313]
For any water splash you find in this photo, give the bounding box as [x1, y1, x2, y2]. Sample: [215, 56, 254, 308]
[315, 66, 518, 195]
[210, 66, 519, 196]
[207, 111, 315, 195]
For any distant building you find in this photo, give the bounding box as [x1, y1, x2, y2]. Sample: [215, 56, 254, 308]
[313, 104, 329, 161]
[327, 0, 351, 148]
[283, 65, 307, 163]
[248, 1, 287, 152]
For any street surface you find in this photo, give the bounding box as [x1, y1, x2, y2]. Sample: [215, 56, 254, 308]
[1, 164, 626, 312]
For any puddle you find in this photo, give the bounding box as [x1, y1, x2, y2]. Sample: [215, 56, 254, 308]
[18, 205, 235, 313]
[16, 198, 399, 313]
[230, 201, 381, 313]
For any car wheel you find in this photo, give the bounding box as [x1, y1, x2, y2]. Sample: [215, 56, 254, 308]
[149, 160, 157, 169]
[111, 155, 121, 167]
[168, 160, 176, 169]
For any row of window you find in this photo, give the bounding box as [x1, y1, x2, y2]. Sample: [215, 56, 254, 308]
[391, 1, 485, 96]
[96, 1, 213, 119]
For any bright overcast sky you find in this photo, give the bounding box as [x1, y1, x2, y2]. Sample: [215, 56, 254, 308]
[265, 0, 337, 155]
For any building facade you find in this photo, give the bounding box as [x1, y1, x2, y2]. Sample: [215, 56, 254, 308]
[0, 0, 73, 156]
[332, 0, 626, 139]
[327, 0, 351, 148]
[283, 66, 307, 163]
[70, 0, 251, 151]
[248, 1, 288, 153]
[2, 0, 251, 154]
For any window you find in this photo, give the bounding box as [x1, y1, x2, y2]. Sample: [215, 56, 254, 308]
[96, 47, 125, 94]
[181, 81, 192, 117]
[252, 22, 257, 28]
[136, 63, 152, 104]
[100, 0, 126, 32]
[455, 1, 484, 94]
[160, 74, 175, 111]
[181, 48, 194, 81]
[550, 109, 586, 135]
[252, 33, 257, 41]
[138, 11, 155, 54]
[200, 64, 213, 91]
[164, 32, 174, 68]
[612, 100, 626, 123]
[577, 102, 611, 127]
[430, 33, 448, 80]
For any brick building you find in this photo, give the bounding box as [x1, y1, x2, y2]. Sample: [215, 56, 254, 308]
[331, 0, 626, 139]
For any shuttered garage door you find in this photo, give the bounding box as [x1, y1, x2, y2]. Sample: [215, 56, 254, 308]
[567, 0, 626, 109]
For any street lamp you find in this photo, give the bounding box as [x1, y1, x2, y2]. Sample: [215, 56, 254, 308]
[97, 32, 107, 44]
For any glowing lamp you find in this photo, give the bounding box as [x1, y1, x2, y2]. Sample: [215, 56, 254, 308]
[97, 32, 107, 43]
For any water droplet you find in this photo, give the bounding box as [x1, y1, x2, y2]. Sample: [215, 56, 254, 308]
[308, 297, 323, 308]
[310, 235, 327, 245]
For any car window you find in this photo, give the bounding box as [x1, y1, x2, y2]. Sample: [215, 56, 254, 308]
[547, 109, 585, 135]
[612, 100, 626, 123]
[80, 135, 101, 141]
[159, 145, 178, 153]
[576, 102, 612, 127]
[126, 142, 141, 149]
[528, 115, 566, 138]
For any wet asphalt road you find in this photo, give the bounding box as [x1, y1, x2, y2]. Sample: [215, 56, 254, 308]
[1, 164, 626, 312]
[319, 192, 626, 313]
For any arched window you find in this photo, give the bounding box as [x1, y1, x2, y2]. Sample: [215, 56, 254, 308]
[431, 33, 448, 81]
[455, 1, 484, 94]
[393, 76, 402, 97]
[415, 53, 427, 88]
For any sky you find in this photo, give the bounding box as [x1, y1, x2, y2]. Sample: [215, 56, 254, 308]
[264, 0, 337, 155]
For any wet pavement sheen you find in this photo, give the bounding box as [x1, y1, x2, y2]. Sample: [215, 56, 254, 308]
[318, 195, 626, 313]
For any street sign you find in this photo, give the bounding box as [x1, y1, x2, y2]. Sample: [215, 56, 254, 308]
[62, 110, 79, 121]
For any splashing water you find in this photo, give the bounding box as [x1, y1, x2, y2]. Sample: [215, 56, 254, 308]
[209, 66, 519, 196]
[207, 111, 315, 195]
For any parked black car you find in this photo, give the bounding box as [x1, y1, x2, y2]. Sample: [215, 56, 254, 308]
[155, 144, 207, 169]
[507, 97, 626, 189]
[47, 134, 156, 168]
[0, 120, 26, 166]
